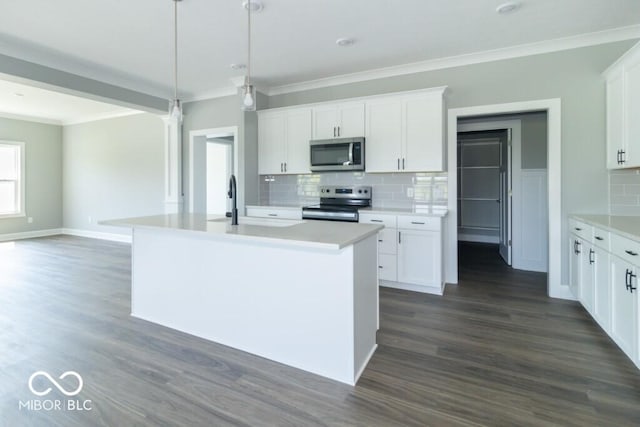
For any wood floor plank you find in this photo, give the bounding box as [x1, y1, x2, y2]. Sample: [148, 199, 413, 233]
[1, 237, 639, 426]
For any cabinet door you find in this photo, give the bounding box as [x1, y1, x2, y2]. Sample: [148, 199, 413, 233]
[569, 237, 582, 299]
[258, 113, 286, 174]
[377, 228, 397, 255]
[593, 246, 611, 332]
[378, 253, 397, 282]
[625, 52, 640, 168]
[365, 98, 402, 172]
[579, 243, 595, 315]
[312, 106, 338, 139]
[285, 109, 312, 174]
[610, 255, 637, 359]
[606, 70, 626, 169]
[337, 102, 365, 138]
[403, 94, 444, 172]
[397, 230, 441, 287]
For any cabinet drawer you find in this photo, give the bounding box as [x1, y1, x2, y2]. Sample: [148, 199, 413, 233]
[611, 233, 640, 266]
[397, 215, 440, 231]
[359, 213, 397, 228]
[592, 227, 611, 251]
[568, 218, 592, 241]
[246, 207, 302, 220]
[378, 253, 397, 282]
[377, 228, 397, 255]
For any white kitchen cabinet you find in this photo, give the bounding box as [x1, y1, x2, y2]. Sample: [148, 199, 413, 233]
[569, 235, 582, 300]
[610, 254, 637, 360]
[605, 41, 640, 169]
[579, 241, 595, 315]
[312, 102, 365, 139]
[397, 229, 441, 287]
[360, 212, 443, 294]
[258, 108, 312, 175]
[592, 228, 611, 332]
[365, 89, 445, 173]
[246, 206, 302, 220]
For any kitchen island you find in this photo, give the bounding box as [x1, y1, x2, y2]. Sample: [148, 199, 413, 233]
[102, 214, 383, 385]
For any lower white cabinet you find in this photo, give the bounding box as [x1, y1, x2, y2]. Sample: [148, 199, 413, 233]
[360, 212, 443, 294]
[610, 254, 638, 359]
[246, 206, 302, 220]
[569, 216, 639, 369]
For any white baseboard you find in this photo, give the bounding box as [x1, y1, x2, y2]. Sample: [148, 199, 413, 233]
[549, 283, 576, 301]
[0, 228, 63, 242]
[458, 234, 500, 244]
[62, 228, 132, 243]
[380, 280, 444, 296]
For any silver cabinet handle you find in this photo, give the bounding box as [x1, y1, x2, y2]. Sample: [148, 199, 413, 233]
[370, 219, 383, 223]
[333, 127, 336, 137]
[411, 221, 425, 225]
[398, 231, 402, 244]
[338, 126, 341, 137]
[397, 158, 400, 170]
[280, 163, 283, 172]
[625, 250, 638, 256]
[284, 162, 287, 172]
[268, 213, 278, 217]
[378, 265, 383, 269]
[574, 227, 582, 231]
[402, 158, 405, 170]
[595, 236, 604, 241]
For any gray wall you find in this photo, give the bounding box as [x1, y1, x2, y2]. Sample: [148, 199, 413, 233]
[182, 92, 264, 211]
[63, 113, 165, 234]
[0, 117, 62, 234]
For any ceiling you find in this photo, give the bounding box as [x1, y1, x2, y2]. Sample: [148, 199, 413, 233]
[0, 0, 639, 110]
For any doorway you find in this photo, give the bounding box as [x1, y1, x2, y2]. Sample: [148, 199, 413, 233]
[446, 99, 564, 299]
[457, 129, 512, 265]
[206, 138, 234, 215]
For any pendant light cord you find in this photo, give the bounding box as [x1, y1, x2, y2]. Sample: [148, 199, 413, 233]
[174, 0, 179, 100]
[247, 0, 251, 85]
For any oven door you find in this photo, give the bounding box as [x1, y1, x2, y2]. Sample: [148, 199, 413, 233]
[310, 138, 364, 172]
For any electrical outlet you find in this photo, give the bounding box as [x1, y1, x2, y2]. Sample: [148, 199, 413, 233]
[407, 187, 414, 198]
[27, 217, 33, 224]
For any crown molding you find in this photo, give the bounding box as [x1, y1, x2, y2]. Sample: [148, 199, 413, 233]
[184, 86, 238, 103]
[62, 109, 143, 126]
[266, 24, 640, 96]
[0, 111, 61, 125]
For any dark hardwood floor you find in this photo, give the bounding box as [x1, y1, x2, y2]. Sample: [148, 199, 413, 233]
[1, 236, 639, 426]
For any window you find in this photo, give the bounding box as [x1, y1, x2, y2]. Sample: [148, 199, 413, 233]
[0, 141, 25, 217]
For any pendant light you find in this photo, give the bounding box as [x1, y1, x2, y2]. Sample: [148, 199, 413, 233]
[240, 0, 256, 111]
[169, 0, 183, 121]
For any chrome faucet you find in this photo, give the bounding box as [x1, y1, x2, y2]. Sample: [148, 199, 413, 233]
[227, 174, 238, 225]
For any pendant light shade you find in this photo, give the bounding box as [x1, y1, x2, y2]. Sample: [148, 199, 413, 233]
[240, 0, 256, 111]
[170, 0, 183, 121]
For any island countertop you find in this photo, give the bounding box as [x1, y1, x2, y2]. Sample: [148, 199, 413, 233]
[102, 213, 383, 250]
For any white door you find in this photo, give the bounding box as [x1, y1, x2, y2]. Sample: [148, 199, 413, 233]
[568, 236, 581, 299]
[498, 131, 512, 265]
[403, 94, 444, 172]
[206, 141, 233, 215]
[593, 246, 611, 331]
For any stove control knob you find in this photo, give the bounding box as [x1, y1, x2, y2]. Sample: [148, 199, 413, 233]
[364, 189, 368, 193]
[358, 189, 362, 194]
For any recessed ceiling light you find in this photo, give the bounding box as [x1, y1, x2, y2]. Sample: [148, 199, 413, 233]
[230, 63, 246, 70]
[336, 38, 355, 47]
[242, 0, 263, 13]
[496, 1, 521, 14]
[14, 93, 24, 97]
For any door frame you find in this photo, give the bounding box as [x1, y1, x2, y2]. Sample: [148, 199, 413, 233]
[446, 98, 568, 299]
[457, 119, 522, 266]
[188, 126, 239, 213]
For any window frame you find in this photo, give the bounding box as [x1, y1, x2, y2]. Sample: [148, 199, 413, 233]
[0, 140, 26, 219]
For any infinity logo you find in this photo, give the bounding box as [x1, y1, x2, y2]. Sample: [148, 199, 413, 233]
[28, 371, 83, 397]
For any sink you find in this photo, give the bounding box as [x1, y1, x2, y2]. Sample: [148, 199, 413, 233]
[208, 216, 304, 228]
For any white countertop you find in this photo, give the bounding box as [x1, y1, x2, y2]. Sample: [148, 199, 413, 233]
[102, 214, 383, 250]
[245, 204, 303, 211]
[572, 214, 640, 242]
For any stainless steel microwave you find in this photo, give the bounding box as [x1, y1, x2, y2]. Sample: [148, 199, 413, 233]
[310, 137, 365, 172]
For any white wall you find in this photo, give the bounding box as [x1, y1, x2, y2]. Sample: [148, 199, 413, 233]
[62, 113, 165, 235]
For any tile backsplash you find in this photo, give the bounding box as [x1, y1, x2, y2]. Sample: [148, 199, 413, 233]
[259, 172, 448, 209]
[610, 169, 640, 215]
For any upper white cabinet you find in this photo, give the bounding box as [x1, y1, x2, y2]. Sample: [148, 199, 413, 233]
[605, 41, 640, 169]
[312, 102, 365, 139]
[258, 108, 312, 175]
[365, 89, 445, 173]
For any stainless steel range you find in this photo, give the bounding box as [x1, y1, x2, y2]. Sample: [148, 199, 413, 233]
[302, 185, 372, 222]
